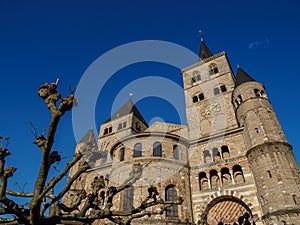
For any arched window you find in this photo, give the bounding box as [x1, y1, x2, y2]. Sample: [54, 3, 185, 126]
[123, 185, 134, 211]
[233, 165, 245, 184]
[221, 168, 232, 185]
[165, 185, 178, 217]
[108, 127, 112, 133]
[212, 147, 221, 161]
[199, 172, 209, 191]
[192, 71, 201, 83]
[133, 143, 142, 158]
[203, 150, 212, 163]
[120, 147, 125, 161]
[104, 128, 108, 135]
[173, 145, 179, 160]
[153, 142, 162, 157]
[221, 145, 230, 159]
[210, 170, 220, 189]
[209, 63, 219, 75]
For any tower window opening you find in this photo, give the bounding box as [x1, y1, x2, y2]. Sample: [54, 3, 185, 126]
[117, 123, 122, 130]
[233, 165, 245, 184]
[199, 172, 209, 190]
[203, 150, 212, 163]
[267, 170, 272, 178]
[254, 89, 262, 97]
[193, 95, 199, 103]
[192, 71, 201, 83]
[212, 147, 221, 161]
[104, 128, 108, 135]
[135, 122, 141, 132]
[214, 87, 220, 95]
[210, 170, 220, 189]
[199, 93, 205, 101]
[108, 127, 112, 133]
[221, 167, 232, 185]
[221, 145, 230, 159]
[209, 63, 219, 75]
[220, 85, 227, 93]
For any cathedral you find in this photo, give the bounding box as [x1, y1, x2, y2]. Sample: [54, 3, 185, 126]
[64, 39, 300, 225]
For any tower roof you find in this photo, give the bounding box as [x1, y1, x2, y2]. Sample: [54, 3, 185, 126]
[198, 40, 213, 61]
[105, 99, 147, 125]
[235, 67, 256, 87]
[78, 128, 96, 144]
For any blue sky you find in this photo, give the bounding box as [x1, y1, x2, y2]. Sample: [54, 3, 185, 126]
[0, 0, 300, 197]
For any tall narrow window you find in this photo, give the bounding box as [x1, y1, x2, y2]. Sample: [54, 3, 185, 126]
[104, 128, 108, 135]
[133, 143, 142, 158]
[233, 165, 245, 184]
[153, 142, 162, 157]
[165, 186, 178, 217]
[221, 145, 230, 159]
[108, 127, 112, 133]
[203, 150, 212, 163]
[173, 145, 179, 160]
[123, 185, 134, 211]
[267, 170, 272, 178]
[120, 147, 125, 161]
[199, 172, 209, 191]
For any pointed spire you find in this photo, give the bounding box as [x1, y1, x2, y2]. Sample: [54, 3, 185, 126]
[105, 99, 147, 125]
[198, 39, 213, 61]
[235, 66, 256, 87]
[78, 128, 96, 144]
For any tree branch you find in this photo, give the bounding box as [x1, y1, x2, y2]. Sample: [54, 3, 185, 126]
[39, 152, 83, 200]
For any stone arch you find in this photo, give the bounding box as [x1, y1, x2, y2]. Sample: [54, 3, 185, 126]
[203, 195, 253, 225]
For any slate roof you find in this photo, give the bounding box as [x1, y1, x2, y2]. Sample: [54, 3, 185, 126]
[198, 40, 213, 61]
[235, 67, 256, 87]
[105, 99, 147, 125]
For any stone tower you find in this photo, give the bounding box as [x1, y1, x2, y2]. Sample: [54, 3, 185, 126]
[64, 37, 300, 225]
[233, 67, 300, 224]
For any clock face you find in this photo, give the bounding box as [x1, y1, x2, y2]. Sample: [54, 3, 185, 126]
[201, 102, 222, 118]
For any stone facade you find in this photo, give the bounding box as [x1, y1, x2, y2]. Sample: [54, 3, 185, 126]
[63, 40, 300, 225]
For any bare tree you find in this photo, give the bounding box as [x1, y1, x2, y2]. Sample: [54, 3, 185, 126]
[0, 81, 183, 225]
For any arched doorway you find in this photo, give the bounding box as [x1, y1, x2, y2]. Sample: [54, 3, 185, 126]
[204, 196, 253, 225]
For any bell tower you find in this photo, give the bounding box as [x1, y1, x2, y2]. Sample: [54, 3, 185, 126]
[233, 67, 300, 224]
[181, 39, 238, 140]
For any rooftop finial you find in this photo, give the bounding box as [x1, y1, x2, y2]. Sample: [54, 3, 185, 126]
[129, 92, 133, 98]
[198, 30, 204, 42]
[236, 64, 240, 68]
